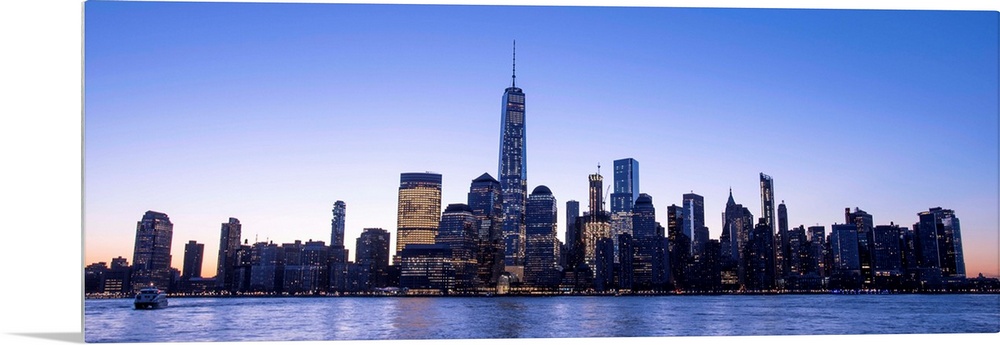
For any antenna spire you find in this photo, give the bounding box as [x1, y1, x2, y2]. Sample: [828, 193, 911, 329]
[511, 40, 516, 87]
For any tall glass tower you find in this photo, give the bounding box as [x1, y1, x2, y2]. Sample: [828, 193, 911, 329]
[395, 172, 443, 264]
[610, 158, 639, 213]
[131, 210, 174, 292]
[331, 201, 346, 248]
[216, 217, 242, 292]
[499, 41, 527, 275]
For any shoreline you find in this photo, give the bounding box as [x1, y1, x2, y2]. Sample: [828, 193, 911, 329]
[85, 289, 1000, 299]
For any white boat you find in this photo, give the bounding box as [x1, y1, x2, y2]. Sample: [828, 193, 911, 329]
[134, 287, 168, 309]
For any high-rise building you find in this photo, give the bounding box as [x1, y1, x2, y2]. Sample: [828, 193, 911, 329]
[845, 207, 875, 287]
[915, 207, 965, 278]
[581, 171, 611, 276]
[498, 42, 528, 275]
[436, 203, 479, 290]
[776, 201, 790, 283]
[524, 185, 559, 287]
[830, 223, 861, 289]
[759, 173, 775, 230]
[468, 173, 502, 241]
[631, 193, 668, 291]
[565, 200, 580, 254]
[131, 210, 174, 292]
[632, 194, 657, 239]
[610, 160, 639, 265]
[395, 172, 443, 264]
[216, 217, 242, 292]
[807, 225, 827, 278]
[331, 201, 346, 248]
[467, 173, 503, 288]
[683, 193, 706, 257]
[610, 158, 639, 214]
[299, 240, 329, 293]
[181, 240, 204, 279]
[356, 228, 390, 290]
[744, 218, 776, 291]
[872, 223, 904, 288]
[666, 204, 690, 288]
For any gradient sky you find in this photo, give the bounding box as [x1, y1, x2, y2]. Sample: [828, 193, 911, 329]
[82, 1, 999, 279]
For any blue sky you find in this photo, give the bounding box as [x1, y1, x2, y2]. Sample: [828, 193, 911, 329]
[81, 1, 998, 278]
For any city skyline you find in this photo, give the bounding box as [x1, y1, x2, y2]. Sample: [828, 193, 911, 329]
[82, 1, 998, 281]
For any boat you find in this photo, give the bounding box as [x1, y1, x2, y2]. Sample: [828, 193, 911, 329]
[134, 287, 168, 309]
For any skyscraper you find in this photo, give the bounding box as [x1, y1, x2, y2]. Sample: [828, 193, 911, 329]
[498, 42, 527, 276]
[631, 194, 657, 239]
[721, 189, 754, 286]
[581, 170, 611, 276]
[846, 207, 875, 287]
[395, 172, 443, 264]
[683, 192, 706, 257]
[776, 201, 789, 284]
[759, 173, 775, 230]
[182, 240, 204, 279]
[436, 203, 479, 289]
[468, 173, 503, 288]
[915, 207, 965, 278]
[329, 201, 349, 288]
[217, 217, 242, 292]
[356, 228, 390, 290]
[830, 223, 861, 289]
[331, 201, 346, 248]
[610, 158, 639, 213]
[131, 210, 174, 292]
[565, 200, 580, 255]
[524, 185, 559, 287]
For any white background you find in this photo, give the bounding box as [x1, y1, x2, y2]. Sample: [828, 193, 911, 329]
[1, 1, 997, 345]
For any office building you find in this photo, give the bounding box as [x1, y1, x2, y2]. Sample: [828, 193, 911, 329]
[468, 173, 503, 287]
[356, 228, 391, 290]
[524, 185, 559, 287]
[181, 240, 204, 279]
[131, 210, 174, 292]
[395, 172, 443, 264]
[498, 42, 528, 275]
[216, 217, 242, 292]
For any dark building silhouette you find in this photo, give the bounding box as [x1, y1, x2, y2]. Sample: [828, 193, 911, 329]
[846, 207, 875, 288]
[249, 241, 283, 293]
[743, 218, 776, 291]
[721, 189, 754, 288]
[829, 223, 861, 289]
[131, 210, 174, 292]
[913, 207, 965, 288]
[682, 193, 705, 255]
[776, 201, 790, 285]
[872, 223, 904, 289]
[524, 186, 560, 288]
[667, 204, 690, 289]
[498, 42, 528, 277]
[356, 228, 390, 290]
[565, 200, 580, 259]
[399, 244, 455, 294]
[216, 217, 242, 293]
[436, 203, 479, 290]
[468, 173, 503, 289]
[181, 240, 204, 279]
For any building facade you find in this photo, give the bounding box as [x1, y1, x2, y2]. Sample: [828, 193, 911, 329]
[395, 172, 443, 264]
[131, 210, 174, 292]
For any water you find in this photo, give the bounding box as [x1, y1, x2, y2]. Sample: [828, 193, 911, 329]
[84, 294, 1000, 343]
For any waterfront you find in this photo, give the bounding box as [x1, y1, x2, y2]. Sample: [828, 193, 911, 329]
[84, 294, 1000, 343]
